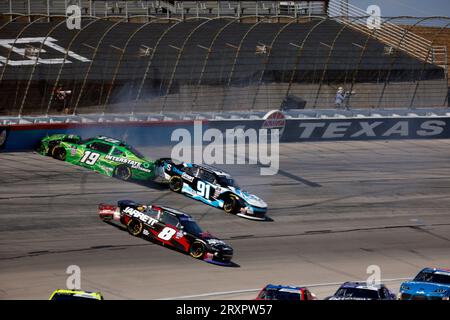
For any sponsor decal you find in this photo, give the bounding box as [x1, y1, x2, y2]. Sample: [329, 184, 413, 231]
[70, 147, 77, 156]
[0, 127, 8, 149]
[262, 110, 286, 137]
[282, 118, 450, 141]
[123, 207, 158, 226]
[104, 155, 151, 172]
[175, 230, 184, 239]
[181, 172, 194, 182]
[213, 188, 221, 199]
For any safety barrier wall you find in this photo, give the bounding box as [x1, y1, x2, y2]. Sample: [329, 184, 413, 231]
[1, 116, 450, 152]
[0, 119, 200, 151]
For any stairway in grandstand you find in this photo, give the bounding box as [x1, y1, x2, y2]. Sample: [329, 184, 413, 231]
[406, 25, 450, 78]
[327, 0, 445, 67]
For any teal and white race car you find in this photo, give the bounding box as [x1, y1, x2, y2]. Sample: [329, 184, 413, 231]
[157, 159, 268, 221]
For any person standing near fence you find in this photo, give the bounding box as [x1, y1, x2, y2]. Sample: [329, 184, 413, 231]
[53, 85, 72, 114]
[335, 87, 346, 109]
[335, 87, 355, 110]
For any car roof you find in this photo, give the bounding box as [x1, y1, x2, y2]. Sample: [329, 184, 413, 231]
[340, 282, 383, 290]
[421, 267, 450, 275]
[89, 136, 125, 146]
[193, 163, 231, 177]
[158, 205, 192, 219]
[265, 284, 305, 291]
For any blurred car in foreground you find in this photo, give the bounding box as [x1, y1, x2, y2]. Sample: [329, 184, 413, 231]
[256, 284, 317, 300]
[399, 268, 450, 300]
[325, 282, 396, 300]
[49, 289, 103, 300]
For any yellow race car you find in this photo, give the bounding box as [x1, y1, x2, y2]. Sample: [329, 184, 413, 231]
[49, 289, 103, 300]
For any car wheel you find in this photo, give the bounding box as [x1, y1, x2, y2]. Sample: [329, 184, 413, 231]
[190, 241, 206, 259]
[115, 165, 132, 181]
[52, 146, 66, 161]
[127, 219, 143, 237]
[223, 196, 239, 214]
[169, 175, 183, 192]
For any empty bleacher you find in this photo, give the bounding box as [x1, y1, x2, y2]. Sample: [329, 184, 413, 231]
[0, 1, 329, 18]
[0, 15, 446, 116]
[0, 1, 447, 116]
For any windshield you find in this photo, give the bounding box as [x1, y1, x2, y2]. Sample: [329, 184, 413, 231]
[414, 271, 450, 284]
[180, 219, 203, 237]
[262, 289, 301, 300]
[216, 176, 238, 188]
[335, 288, 379, 299]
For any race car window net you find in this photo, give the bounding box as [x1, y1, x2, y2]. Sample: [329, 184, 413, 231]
[217, 176, 238, 188]
[145, 208, 159, 219]
[185, 166, 199, 176]
[414, 272, 450, 284]
[159, 212, 179, 227]
[198, 170, 215, 183]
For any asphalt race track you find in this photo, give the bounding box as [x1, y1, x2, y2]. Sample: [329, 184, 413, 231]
[1, 140, 450, 300]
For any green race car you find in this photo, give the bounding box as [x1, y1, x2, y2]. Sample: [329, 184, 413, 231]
[37, 134, 156, 181]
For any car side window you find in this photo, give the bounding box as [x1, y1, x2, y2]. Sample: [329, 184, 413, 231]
[147, 208, 160, 219]
[86, 142, 111, 154]
[199, 170, 215, 183]
[185, 166, 198, 176]
[159, 212, 179, 227]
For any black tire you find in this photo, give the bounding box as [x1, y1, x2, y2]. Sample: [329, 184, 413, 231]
[115, 165, 132, 181]
[52, 146, 66, 161]
[169, 175, 183, 192]
[127, 219, 143, 237]
[223, 195, 239, 214]
[189, 241, 206, 259]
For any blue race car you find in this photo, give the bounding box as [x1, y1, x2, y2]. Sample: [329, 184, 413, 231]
[325, 282, 396, 300]
[156, 159, 268, 221]
[399, 268, 450, 300]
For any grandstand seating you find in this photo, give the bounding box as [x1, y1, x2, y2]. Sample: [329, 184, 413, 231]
[0, 1, 328, 17]
[0, 1, 447, 115]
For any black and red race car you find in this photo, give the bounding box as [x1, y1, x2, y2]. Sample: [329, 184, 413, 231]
[98, 200, 234, 265]
[255, 284, 317, 300]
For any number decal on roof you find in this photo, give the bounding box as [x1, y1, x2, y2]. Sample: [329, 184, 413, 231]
[97, 136, 121, 144]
